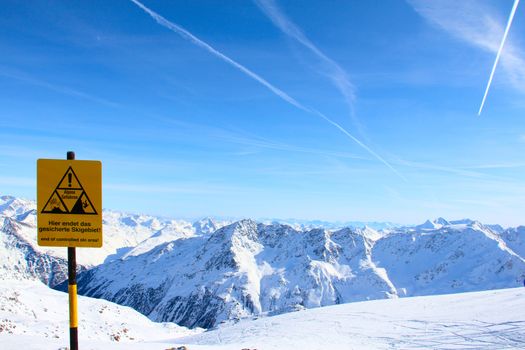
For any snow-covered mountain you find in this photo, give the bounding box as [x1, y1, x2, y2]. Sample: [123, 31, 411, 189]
[0, 195, 229, 266]
[260, 217, 399, 231]
[0, 195, 37, 219]
[0, 195, 80, 287]
[414, 217, 449, 230]
[3, 195, 525, 331]
[68, 220, 397, 328]
[67, 217, 525, 329]
[499, 226, 525, 258]
[374, 220, 525, 296]
[0, 216, 75, 287]
[0, 195, 227, 287]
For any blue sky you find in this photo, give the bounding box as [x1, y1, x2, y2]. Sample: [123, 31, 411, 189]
[1, 0, 525, 226]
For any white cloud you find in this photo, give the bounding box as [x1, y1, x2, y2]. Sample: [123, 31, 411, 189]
[408, 0, 525, 94]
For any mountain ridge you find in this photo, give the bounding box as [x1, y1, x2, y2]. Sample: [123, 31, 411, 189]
[65, 219, 525, 328]
[2, 194, 524, 329]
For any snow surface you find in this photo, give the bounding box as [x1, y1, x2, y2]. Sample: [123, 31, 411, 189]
[180, 287, 525, 349]
[0, 279, 201, 349]
[1, 280, 525, 349]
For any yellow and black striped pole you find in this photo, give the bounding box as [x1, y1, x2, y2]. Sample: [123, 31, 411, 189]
[67, 151, 79, 350]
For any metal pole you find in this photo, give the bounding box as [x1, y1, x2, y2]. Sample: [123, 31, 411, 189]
[67, 151, 78, 350]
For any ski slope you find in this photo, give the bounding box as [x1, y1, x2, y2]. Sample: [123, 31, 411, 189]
[179, 287, 525, 350]
[1, 281, 524, 349]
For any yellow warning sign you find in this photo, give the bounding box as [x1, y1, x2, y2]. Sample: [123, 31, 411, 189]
[41, 166, 98, 215]
[37, 159, 102, 247]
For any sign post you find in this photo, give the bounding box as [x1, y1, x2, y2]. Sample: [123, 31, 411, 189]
[67, 151, 79, 350]
[37, 151, 102, 350]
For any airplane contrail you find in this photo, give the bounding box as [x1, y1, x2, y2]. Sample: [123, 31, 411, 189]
[253, 0, 360, 132]
[478, 0, 520, 116]
[0, 66, 119, 108]
[129, 0, 405, 180]
[311, 109, 406, 180]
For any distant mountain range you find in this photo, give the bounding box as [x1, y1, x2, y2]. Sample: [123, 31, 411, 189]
[1, 194, 524, 329]
[258, 218, 400, 231]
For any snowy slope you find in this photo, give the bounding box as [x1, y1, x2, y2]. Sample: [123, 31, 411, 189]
[0, 217, 73, 287]
[499, 226, 525, 258]
[0, 279, 200, 349]
[2, 285, 525, 349]
[178, 287, 525, 350]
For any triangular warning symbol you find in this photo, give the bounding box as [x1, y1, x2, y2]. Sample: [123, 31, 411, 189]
[70, 192, 97, 214]
[56, 167, 83, 190]
[41, 166, 98, 215]
[41, 191, 68, 213]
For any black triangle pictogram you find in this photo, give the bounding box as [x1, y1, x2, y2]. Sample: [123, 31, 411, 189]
[56, 167, 83, 190]
[41, 191, 68, 213]
[41, 166, 98, 215]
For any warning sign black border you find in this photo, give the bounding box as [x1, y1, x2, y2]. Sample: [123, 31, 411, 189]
[41, 166, 98, 215]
